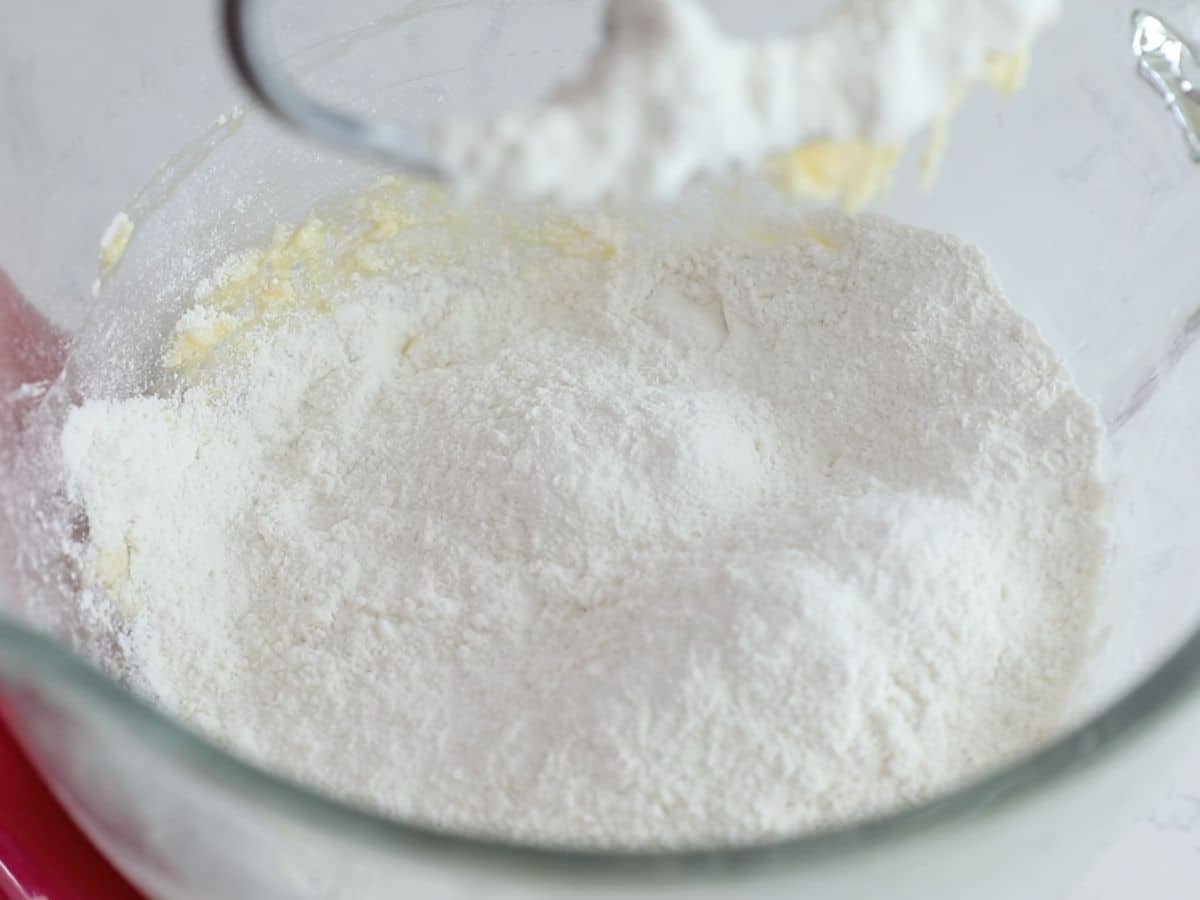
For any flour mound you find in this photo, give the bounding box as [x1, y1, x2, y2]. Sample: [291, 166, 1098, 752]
[60, 211, 1108, 847]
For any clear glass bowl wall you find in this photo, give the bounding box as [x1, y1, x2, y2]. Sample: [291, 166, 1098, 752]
[1, 2, 1198, 898]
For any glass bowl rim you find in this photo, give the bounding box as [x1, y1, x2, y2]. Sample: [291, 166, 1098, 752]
[3, 609, 1200, 881]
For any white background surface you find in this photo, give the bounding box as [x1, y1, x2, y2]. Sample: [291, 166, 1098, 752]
[1067, 779, 1200, 900]
[2, 2, 1200, 898]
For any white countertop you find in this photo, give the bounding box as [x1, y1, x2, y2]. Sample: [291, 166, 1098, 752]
[1068, 780, 1200, 900]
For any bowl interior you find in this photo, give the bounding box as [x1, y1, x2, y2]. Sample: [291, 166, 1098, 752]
[5, 0, 1200, 851]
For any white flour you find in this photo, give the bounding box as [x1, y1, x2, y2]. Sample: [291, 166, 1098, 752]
[434, 0, 1060, 203]
[60, 207, 1108, 847]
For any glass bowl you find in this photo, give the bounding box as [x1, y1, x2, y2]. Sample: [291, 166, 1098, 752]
[2, 2, 1199, 897]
